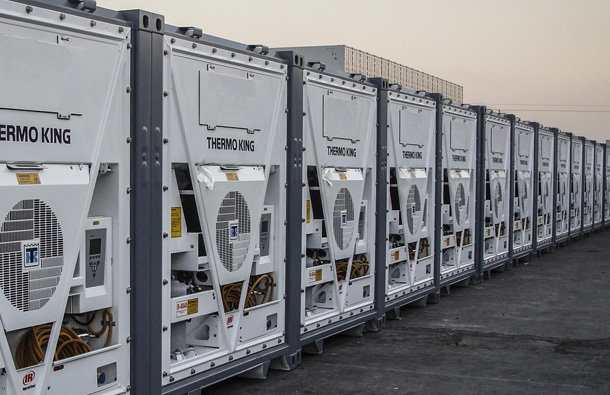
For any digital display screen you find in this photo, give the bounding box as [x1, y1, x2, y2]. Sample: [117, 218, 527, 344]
[89, 238, 102, 256]
[261, 220, 269, 234]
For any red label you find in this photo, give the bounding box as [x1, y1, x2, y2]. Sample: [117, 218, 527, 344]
[227, 315, 234, 326]
[23, 371, 35, 385]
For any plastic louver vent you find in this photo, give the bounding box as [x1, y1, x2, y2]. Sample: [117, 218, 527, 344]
[0, 200, 64, 312]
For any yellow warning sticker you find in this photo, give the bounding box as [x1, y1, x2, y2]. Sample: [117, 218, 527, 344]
[306, 200, 311, 223]
[171, 207, 181, 238]
[226, 173, 239, 181]
[338, 173, 347, 180]
[187, 298, 198, 315]
[393, 250, 399, 261]
[16, 173, 40, 185]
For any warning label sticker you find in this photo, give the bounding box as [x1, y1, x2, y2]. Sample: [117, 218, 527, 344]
[308, 268, 322, 283]
[16, 173, 40, 185]
[171, 207, 181, 238]
[338, 173, 347, 180]
[176, 300, 188, 318]
[187, 298, 198, 315]
[306, 200, 311, 223]
[176, 298, 199, 318]
[226, 173, 239, 181]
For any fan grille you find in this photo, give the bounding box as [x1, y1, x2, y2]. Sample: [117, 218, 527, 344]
[406, 184, 421, 235]
[493, 183, 503, 219]
[0, 200, 64, 312]
[333, 188, 355, 250]
[454, 184, 467, 225]
[216, 191, 251, 272]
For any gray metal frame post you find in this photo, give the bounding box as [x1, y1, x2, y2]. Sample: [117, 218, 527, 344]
[472, 106, 486, 281]
[505, 114, 517, 270]
[531, 123, 540, 256]
[369, 78, 389, 327]
[566, 133, 573, 240]
[122, 9, 165, 395]
[429, 93, 443, 302]
[602, 144, 608, 228]
[277, 51, 305, 369]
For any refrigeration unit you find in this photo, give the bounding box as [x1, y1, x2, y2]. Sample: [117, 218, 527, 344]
[604, 140, 610, 226]
[299, 64, 377, 339]
[570, 137, 584, 238]
[534, 126, 555, 251]
[0, 1, 131, 393]
[583, 139, 595, 233]
[593, 142, 604, 229]
[478, 110, 511, 273]
[510, 119, 535, 261]
[555, 131, 571, 243]
[157, 29, 288, 387]
[384, 87, 436, 310]
[436, 98, 478, 286]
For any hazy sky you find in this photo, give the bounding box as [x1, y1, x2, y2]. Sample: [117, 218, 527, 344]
[100, 0, 610, 143]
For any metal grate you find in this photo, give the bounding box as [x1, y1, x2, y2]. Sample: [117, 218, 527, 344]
[216, 191, 251, 272]
[332, 188, 355, 250]
[454, 184, 467, 225]
[520, 182, 529, 217]
[493, 183, 503, 219]
[406, 184, 421, 235]
[0, 200, 63, 312]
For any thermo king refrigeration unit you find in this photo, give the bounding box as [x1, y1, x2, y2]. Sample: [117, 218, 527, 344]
[383, 86, 436, 313]
[583, 139, 595, 233]
[570, 137, 584, 238]
[156, 28, 289, 389]
[554, 130, 571, 244]
[299, 63, 377, 343]
[434, 97, 478, 287]
[477, 109, 511, 274]
[0, 1, 131, 393]
[593, 142, 604, 229]
[534, 126, 555, 252]
[509, 118, 535, 262]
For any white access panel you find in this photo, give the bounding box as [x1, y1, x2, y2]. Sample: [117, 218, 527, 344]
[512, 122, 535, 257]
[556, 133, 571, 239]
[536, 128, 555, 248]
[301, 69, 377, 335]
[0, 2, 131, 394]
[482, 114, 510, 268]
[593, 143, 604, 227]
[386, 91, 435, 302]
[570, 139, 583, 233]
[583, 140, 594, 230]
[160, 36, 287, 385]
[440, 104, 477, 282]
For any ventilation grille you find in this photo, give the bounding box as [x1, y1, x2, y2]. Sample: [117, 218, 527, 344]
[493, 183, 503, 219]
[520, 182, 529, 217]
[406, 184, 422, 235]
[333, 188, 355, 250]
[454, 184, 467, 225]
[216, 191, 251, 272]
[0, 200, 64, 312]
